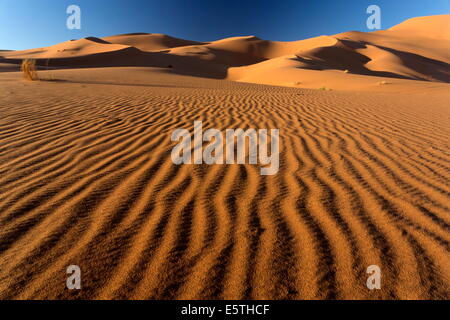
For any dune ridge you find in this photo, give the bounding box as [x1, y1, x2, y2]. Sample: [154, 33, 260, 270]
[1, 15, 449, 87]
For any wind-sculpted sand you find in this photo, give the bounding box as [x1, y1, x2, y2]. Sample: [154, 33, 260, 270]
[0, 67, 448, 299]
[0, 14, 449, 300]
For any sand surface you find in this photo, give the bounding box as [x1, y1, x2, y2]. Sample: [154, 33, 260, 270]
[0, 15, 449, 300]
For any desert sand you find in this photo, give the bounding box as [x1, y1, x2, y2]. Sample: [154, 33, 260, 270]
[0, 15, 449, 299]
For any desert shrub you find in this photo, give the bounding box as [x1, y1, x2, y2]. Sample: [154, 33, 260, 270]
[21, 59, 39, 81]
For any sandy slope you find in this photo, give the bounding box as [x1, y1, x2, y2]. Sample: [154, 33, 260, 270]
[102, 33, 207, 52]
[0, 67, 448, 299]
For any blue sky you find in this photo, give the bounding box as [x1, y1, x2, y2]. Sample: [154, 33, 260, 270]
[0, 0, 449, 50]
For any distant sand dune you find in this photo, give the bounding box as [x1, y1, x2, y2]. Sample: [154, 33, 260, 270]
[1, 15, 449, 86]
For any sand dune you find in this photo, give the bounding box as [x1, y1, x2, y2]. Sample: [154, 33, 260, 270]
[1, 15, 449, 87]
[229, 15, 450, 87]
[0, 15, 449, 300]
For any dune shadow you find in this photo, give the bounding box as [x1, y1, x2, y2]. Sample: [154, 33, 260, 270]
[39, 78, 69, 83]
[2, 38, 447, 84]
[49, 78, 206, 89]
[0, 48, 229, 79]
[84, 37, 112, 44]
[339, 39, 368, 50]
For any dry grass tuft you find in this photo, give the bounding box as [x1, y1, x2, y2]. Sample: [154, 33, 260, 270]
[21, 59, 39, 81]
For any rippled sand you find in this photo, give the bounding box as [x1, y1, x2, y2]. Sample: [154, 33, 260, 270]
[0, 68, 448, 299]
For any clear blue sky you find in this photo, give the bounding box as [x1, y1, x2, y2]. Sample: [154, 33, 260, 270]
[0, 0, 449, 50]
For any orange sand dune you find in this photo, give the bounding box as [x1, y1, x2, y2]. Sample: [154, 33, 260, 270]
[167, 35, 338, 67]
[1, 15, 449, 87]
[0, 15, 449, 300]
[388, 14, 450, 39]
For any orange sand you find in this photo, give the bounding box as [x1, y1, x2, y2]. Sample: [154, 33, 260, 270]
[0, 15, 449, 299]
